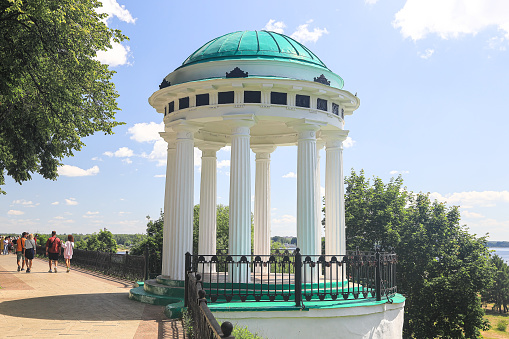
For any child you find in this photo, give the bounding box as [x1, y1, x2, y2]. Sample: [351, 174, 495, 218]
[63, 234, 74, 273]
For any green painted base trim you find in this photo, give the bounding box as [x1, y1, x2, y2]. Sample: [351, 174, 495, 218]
[165, 302, 185, 319]
[144, 279, 185, 298]
[134, 281, 144, 287]
[208, 293, 406, 313]
[155, 276, 186, 287]
[129, 286, 182, 306]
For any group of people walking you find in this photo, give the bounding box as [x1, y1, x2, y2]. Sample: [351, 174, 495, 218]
[1, 231, 75, 273]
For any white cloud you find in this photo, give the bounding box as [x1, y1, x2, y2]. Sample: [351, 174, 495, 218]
[390, 170, 410, 175]
[12, 199, 39, 207]
[104, 147, 134, 158]
[429, 191, 509, 209]
[272, 215, 297, 224]
[122, 158, 133, 164]
[393, 0, 509, 41]
[263, 19, 328, 44]
[343, 137, 355, 148]
[65, 198, 78, 206]
[487, 36, 507, 50]
[94, 1, 135, 67]
[291, 20, 329, 44]
[54, 216, 65, 220]
[220, 146, 231, 153]
[264, 19, 286, 34]
[91, 157, 103, 161]
[283, 172, 297, 179]
[217, 160, 230, 168]
[83, 211, 100, 219]
[154, 174, 165, 178]
[128, 122, 164, 142]
[7, 210, 24, 216]
[419, 48, 435, 59]
[462, 211, 484, 219]
[98, 0, 136, 24]
[58, 165, 100, 177]
[365, 0, 379, 4]
[51, 201, 59, 205]
[95, 41, 131, 67]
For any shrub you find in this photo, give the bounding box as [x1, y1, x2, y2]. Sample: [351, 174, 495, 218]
[231, 325, 266, 339]
[496, 319, 508, 332]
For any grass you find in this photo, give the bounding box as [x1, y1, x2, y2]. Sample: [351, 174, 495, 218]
[482, 304, 509, 339]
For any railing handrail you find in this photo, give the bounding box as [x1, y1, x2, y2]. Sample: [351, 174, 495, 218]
[186, 253, 235, 339]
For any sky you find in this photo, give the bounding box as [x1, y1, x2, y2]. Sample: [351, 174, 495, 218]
[2, 0, 509, 241]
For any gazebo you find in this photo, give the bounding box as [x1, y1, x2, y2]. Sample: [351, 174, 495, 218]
[130, 30, 405, 339]
[150, 30, 357, 282]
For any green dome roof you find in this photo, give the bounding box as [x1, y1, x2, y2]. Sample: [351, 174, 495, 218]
[181, 30, 329, 69]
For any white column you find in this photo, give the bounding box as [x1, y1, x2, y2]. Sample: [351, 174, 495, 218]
[226, 116, 255, 283]
[197, 142, 224, 273]
[315, 141, 325, 259]
[160, 132, 176, 277]
[288, 120, 322, 283]
[167, 121, 200, 281]
[287, 120, 322, 257]
[323, 130, 349, 279]
[252, 146, 276, 262]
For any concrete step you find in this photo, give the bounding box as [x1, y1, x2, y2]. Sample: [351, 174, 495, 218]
[156, 275, 186, 287]
[128, 286, 181, 307]
[143, 279, 185, 298]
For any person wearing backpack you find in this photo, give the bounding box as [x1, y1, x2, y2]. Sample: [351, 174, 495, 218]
[45, 231, 62, 273]
[16, 233, 27, 272]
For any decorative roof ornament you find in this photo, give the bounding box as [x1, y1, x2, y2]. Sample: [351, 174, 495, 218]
[314, 74, 330, 86]
[159, 79, 171, 89]
[226, 67, 248, 78]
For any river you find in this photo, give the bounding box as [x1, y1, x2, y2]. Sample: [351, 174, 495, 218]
[489, 247, 509, 263]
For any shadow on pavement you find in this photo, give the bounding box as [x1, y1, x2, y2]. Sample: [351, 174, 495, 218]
[0, 292, 147, 321]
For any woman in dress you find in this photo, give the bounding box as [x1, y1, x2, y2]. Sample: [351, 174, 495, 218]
[63, 234, 74, 273]
[24, 234, 36, 273]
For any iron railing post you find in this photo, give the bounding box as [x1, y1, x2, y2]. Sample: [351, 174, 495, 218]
[185, 252, 191, 307]
[294, 248, 302, 307]
[144, 243, 149, 281]
[375, 248, 381, 301]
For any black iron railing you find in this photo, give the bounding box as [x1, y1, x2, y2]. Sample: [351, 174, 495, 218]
[186, 263, 235, 338]
[36, 245, 146, 281]
[185, 248, 397, 307]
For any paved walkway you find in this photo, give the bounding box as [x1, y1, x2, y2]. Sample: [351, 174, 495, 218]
[0, 254, 186, 338]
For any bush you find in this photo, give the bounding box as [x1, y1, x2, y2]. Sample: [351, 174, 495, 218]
[497, 320, 508, 332]
[231, 325, 266, 339]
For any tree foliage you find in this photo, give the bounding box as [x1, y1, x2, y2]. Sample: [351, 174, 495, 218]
[482, 255, 509, 314]
[75, 228, 117, 253]
[0, 0, 126, 193]
[344, 169, 493, 338]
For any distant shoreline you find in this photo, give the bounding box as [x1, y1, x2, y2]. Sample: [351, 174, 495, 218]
[487, 241, 509, 248]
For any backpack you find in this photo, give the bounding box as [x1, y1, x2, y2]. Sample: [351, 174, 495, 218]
[48, 237, 61, 253]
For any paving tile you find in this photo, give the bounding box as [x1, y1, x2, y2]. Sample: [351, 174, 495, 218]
[0, 255, 185, 338]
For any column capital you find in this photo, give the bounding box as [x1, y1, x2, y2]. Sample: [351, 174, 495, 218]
[224, 114, 256, 135]
[322, 130, 349, 148]
[287, 119, 325, 140]
[160, 132, 177, 146]
[286, 118, 325, 132]
[251, 145, 277, 156]
[166, 120, 201, 139]
[196, 141, 225, 153]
